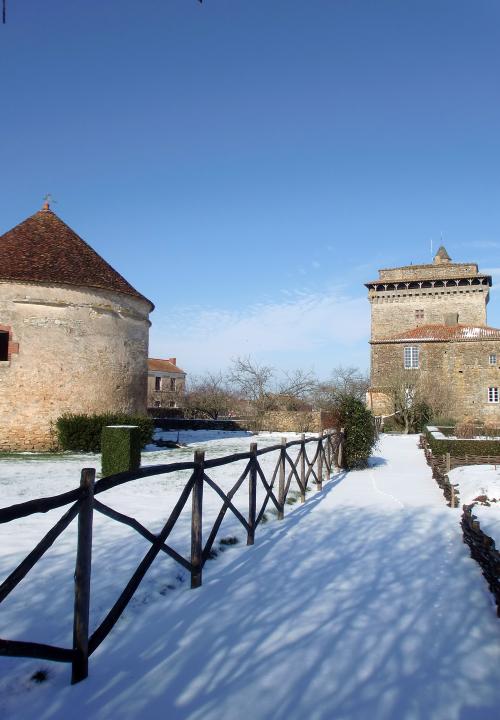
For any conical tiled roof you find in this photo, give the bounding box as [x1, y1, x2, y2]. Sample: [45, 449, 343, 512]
[0, 207, 153, 307]
[434, 245, 451, 262]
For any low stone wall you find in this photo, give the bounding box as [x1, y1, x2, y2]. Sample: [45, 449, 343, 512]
[419, 435, 460, 507]
[462, 504, 500, 617]
[252, 410, 335, 434]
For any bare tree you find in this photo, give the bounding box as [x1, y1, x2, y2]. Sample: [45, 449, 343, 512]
[383, 368, 452, 433]
[184, 372, 235, 420]
[313, 365, 369, 410]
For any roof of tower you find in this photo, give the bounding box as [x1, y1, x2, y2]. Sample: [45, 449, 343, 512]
[371, 324, 500, 344]
[434, 245, 451, 263]
[0, 206, 153, 308]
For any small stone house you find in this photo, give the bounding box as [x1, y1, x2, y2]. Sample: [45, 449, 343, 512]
[366, 247, 500, 423]
[0, 203, 154, 450]
[147, 357, 186, 409]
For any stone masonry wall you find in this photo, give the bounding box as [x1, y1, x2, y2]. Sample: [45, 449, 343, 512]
[0, 280, 151, 451]
[370, 339, 500, 421]
[369, 288, 488, 340]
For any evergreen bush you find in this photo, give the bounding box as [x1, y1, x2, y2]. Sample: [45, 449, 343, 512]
[101, 425, 141, 476]
[56, 413, 154, 453]
[338, 396, 377, 469]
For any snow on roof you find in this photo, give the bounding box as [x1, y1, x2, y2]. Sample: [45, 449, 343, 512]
[373, 323, 500, 344]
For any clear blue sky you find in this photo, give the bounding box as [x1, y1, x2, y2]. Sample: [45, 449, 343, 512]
[1, 1, 500, 378]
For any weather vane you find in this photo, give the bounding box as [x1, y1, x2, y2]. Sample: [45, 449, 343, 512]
[42, 193, 57, 210]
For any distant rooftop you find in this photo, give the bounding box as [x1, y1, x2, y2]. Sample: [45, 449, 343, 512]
[148, 358, 185, 374]
[371, 323, 500, 344]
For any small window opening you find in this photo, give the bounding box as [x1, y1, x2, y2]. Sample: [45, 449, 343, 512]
[155, 376, 161, 391]
[415, 309, 424, 320]
[170, 378, 176, 391]
[488, 387, 499, 403]
[0, 332, 8, 361]
[489, 353, 497, 366]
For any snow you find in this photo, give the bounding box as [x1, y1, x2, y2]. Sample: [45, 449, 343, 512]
[2, 433, 500, 720]
[448, 463, 500, 549]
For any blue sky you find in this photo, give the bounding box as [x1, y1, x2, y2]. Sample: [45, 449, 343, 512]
[1, 1, 500, 378]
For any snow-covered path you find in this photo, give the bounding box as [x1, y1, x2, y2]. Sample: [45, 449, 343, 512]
[3, 435, 500, 720]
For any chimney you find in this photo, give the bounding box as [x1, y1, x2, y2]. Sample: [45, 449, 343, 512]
[444, 313, 458, 326]
[168, 357, 177, 366]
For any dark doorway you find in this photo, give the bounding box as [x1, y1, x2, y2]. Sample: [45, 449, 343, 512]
[0, 331, 8, 361]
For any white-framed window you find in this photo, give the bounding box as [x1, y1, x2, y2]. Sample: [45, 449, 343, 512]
[170, 378, 176, 391]
[404, 346, 419, 369]
[489, 353, 497, 366]
[488, 387, 499, 403]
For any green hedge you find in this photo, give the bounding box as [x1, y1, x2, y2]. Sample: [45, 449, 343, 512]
[424, 428, 500, 457]
[101, 426, 141, 476]
[339, 397, 377, 469]
[56, 413, 154, 453]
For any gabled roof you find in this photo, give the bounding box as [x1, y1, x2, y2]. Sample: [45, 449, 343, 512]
[0, 206, 153, 307]
[372, 324, 500, 344]
[148, 358, 185, 374]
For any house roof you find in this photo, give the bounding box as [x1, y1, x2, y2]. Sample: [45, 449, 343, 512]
[0, 206, 153, 308]
[148, 358, 186, 374]
[372, 324, 500, 344]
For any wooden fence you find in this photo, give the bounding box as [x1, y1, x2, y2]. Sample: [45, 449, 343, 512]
[0, 431, 342, 684]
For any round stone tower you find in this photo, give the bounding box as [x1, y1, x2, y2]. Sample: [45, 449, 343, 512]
[0, 204, 154, 451]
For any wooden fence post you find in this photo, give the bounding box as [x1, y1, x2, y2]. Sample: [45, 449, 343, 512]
[247, 443, 257, 545]
[72, 467, 95, 685]
[326, 432, 332, 474]
[450, 482, 456, 509]
[445, 452, 451, 474]
[316, 432, 323, 491]
[337, 428, 345, 469]
[300, 434, 306, 502]
[191, 450, 204, 589]
[278, 437, 286, 520]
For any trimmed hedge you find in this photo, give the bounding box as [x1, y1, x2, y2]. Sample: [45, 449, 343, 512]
[424, 427, 500, 457]
[101, 425, 141, 476]
[56, 413, 154, 453]
[339, 397, 377, 469]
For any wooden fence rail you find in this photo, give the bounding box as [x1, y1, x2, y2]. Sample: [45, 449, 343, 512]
[0, 430, 343, 684]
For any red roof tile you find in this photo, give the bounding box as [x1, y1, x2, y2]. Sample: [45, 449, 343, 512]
[373, 324, 500, 343]
[0, 208, 153, 307]
[148, 358, 185, 374]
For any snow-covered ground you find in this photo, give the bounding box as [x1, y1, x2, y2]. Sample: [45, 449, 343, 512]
[1, 433, 500, 720]
[448, 463, 500, 548]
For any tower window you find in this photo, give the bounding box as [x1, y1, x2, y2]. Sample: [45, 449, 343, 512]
[415, 309, 424, 320]
[170, 378, 176, 391]
[488, 387, 499, 403]
[155, 376, 161, 391]
[404, 346, 419, 369]
[489, 353, 497, 366]
[0, 332, 8, 361]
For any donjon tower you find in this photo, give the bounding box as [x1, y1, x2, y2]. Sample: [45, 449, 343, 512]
[366, 247, 500, 422]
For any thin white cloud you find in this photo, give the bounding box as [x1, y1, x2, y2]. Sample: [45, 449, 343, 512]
[150, 289, 369, 376]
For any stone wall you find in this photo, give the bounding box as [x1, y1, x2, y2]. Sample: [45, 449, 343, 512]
[254, 410, 335, 433]
[378, 262, 479, 282]
[462, 504, 500, 617]
[369, 288, 488, 340]
[0, 280, 151, 451]
[370, 339, 500, 421]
